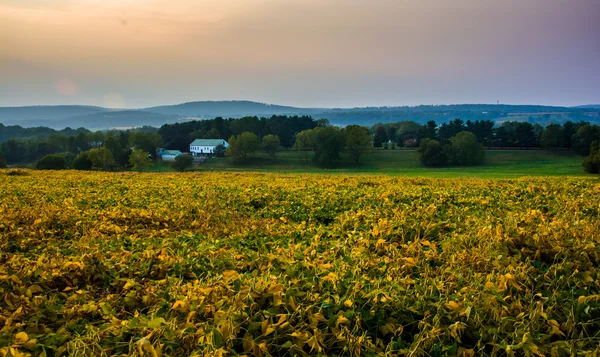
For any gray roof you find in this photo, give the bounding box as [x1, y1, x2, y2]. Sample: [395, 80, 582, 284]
[190, 139, 226, 146]
[161, 150, 182, 155]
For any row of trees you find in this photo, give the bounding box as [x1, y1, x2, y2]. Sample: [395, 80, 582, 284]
[371, 119, 600, 154]
[158, 115, 324, 152]
[0, 130, 163, 169]
[224, 126, 371, 167]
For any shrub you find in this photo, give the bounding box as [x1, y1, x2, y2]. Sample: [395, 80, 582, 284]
[72, 152, 94, 171]
[583, 141, 600, 174]
[0, 151, 6, 168]
[214, 144, 226, 157]
[171, 154, 194, 172]
[36, 154, 67, 170]
[418, 139, 448, 167]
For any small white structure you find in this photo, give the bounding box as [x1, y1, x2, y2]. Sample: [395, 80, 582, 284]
[189, 139, 228, 157]
[159, 149, 182, 161]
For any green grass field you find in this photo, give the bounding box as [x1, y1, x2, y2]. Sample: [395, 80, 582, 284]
[178, 149, 592, 178]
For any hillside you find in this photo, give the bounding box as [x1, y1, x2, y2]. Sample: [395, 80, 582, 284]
[145, 100, 321, 118]
[0, 105, 106, 123]
[1, 101, 599, 129]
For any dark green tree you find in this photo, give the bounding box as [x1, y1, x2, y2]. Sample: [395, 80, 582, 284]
[344, 125, 371, 164]
[311, 126, 345, 167]
[418, 139, 448, 167]
[583, 141, 600, 174]
[214, 144, 226, 157]
[72, 152, 93, 170]
[36, 154, 67, 170]
[373, 126, 388, 147]
[448, 132, 485, 166]
[171, 154, 194, 172]
[572, 125, 600, 156]
[540, 123, 564, 149]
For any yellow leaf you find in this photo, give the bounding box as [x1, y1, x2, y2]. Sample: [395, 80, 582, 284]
[445, 301, 461, 311]
[172, 300, 188, 312]
[14, 332, 28, 345]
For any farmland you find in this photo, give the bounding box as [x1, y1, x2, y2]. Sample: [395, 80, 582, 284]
[1, 171, 600, 356]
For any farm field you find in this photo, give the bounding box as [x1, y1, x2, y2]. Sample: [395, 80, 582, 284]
[193, 149, 588, 178]
[1, 170, 600, 356]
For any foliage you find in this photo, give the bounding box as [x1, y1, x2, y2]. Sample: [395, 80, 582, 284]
[418, 138, 448, 167]
[583, 141, 600, 174]
[72, 152, 93, 171]
[1, 172, 600, 356]
[540, 123, 564, 149]
[261, 134, 280, 159]
[227, 132, 260, 162]
[311, 126, 346, 167]
[129, 132, 163, 159]
[448, 131, 485, 166]
[293, 130, 314, 162]
[129, 149, 153, 172]
[35, 154, 67, 170]
[344, 125, 370, 163]
[87, 148, 116, 171]
[0, 151, 6, 168]
[572, 125, 600, 156]
[171, 154, 194, 172]
[373, 126, 387, 147]
[214, 144, 226, 158]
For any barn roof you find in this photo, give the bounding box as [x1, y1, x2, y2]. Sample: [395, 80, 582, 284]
[190, 139, 226, 146]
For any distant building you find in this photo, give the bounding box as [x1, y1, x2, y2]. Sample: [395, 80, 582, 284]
[158, 149, 182, 161]
[189, 139, 228, 157]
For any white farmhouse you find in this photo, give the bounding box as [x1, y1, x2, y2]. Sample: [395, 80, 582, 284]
[189, 139, 229, 157]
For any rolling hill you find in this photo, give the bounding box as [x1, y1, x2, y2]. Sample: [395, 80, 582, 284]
[0, 101, 599, 130]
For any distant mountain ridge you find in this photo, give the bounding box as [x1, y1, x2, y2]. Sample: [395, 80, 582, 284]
[145, 100, 322, 117]
[1, 101, 599, 130]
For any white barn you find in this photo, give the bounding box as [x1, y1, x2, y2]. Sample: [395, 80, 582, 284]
[189, 139, 228, 157]
[159, 149, 182, 161]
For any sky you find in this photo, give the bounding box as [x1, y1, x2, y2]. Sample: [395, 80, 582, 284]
[1, 0, 599, 108]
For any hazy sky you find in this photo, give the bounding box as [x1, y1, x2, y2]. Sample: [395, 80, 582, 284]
[1, 0, 599, 108]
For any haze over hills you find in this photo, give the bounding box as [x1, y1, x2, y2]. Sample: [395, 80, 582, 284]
[0, 101, 599, 130]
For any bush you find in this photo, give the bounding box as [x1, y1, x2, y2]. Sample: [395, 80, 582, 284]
[4, 169, 29, 176]
[583, 141, 600, 174]
[391, 143, 396, 150]
[383, 142, 389, 150]
[418, 139, 448, 167]
[36, 154, 67, 170]
[72, 152, 94, 171]
[171, 154, 194, 172]
[214, 144, 226, 157]
[0, 151, 6, 168]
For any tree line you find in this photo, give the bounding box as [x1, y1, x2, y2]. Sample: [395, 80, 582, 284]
[1, 116, 600, 172]
[370, 119, 598, 153]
